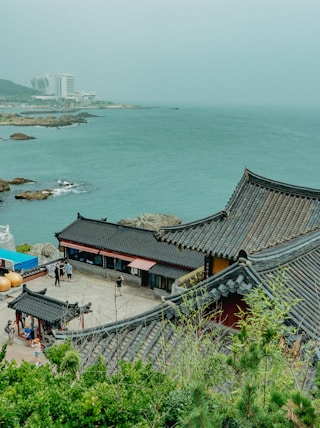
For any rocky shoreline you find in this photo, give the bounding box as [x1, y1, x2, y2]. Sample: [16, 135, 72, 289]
[1, 178, 181, 230]
[0, 177, 53, 200]
[0, 112, 91, 128]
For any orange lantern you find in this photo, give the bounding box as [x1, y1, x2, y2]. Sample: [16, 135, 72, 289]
[5, 271, 23, 287]
[0, 276, 11, 292]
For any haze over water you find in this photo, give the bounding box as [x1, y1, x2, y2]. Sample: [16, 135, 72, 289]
[1, 105, 320, 246]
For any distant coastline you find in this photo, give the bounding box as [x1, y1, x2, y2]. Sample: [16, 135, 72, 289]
[0, 103, 160, 112]
[0, 104, 160, 127]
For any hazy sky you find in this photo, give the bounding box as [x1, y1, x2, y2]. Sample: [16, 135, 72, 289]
[2, 0, 320, 106]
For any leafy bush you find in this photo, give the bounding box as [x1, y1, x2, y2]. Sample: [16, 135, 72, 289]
[16, 243, 32, 253]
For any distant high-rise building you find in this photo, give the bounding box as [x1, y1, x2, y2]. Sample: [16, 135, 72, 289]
[57, 73, 75, 98]
[31, 73, 75, 98]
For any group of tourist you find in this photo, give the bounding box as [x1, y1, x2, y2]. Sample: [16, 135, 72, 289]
[3, 259, 73, 367]
[5, 318, 42, 366]
[54, 260, 73, 286]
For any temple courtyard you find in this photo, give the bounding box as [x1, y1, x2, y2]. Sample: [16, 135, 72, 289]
[0, 270, 160, 365]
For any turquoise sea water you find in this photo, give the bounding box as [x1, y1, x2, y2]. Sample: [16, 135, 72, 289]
[1, 105, 320, 246]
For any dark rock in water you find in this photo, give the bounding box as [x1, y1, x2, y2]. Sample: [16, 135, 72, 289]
[117, 213, 181, 231]
[0, 179, 10, 192]
[0, 113, 87, 127]
[9, 177, 35, 185]
[76, 112, 98, 118]
[10, 133, 36, 140]
[15, 189, 53, 200]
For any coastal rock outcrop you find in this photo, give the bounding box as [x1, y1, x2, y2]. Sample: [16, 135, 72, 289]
[0, 113, 87, 127]
[10, 133, 35, 140]
[9, 177, 35, 185]
[28, 242, 63, 265]
[117, 213, 181, 231]
[15, 189, 53, 200]
[0, 179, 10, 192]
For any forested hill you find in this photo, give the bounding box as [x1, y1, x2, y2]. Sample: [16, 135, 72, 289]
[0, 79, 37, 96]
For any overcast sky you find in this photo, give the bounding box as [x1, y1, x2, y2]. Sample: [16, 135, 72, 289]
[2, 0, 320, 106]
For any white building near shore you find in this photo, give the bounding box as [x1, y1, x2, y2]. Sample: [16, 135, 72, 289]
[0, 225, 15, 251]
[31, 73, 75, 98]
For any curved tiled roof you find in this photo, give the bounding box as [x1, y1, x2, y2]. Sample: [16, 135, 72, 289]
[51, 170, 320, 372]
[56, 215, 203, 270]
[55, 231, 320, 372]
[56, 265, 248, 373]
[8, 285, 92, 328]
[157, 169, 320, 260]
[250, 231, 320, 340]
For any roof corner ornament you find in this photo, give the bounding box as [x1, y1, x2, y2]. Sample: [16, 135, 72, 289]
[237, 249, 249, 266]
[238, 257, 251, 266]
[177, 243, 183, 252]
[220, 210, 228, 220]
[244, 168, 249, 181]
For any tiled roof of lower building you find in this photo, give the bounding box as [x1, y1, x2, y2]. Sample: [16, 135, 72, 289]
[56, 214, 203, 270]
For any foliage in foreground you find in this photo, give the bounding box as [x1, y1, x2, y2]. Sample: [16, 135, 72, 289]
[0, 271, 319, 427]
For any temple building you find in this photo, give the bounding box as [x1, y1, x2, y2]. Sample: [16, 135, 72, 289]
[55, 215, 203, 293]
[54, 168, 320, 372]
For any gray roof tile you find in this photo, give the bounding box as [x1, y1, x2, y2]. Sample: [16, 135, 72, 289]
[157, 169, 320, 259]
[56, 215, 203, 270]
[8, 285, 91, 327]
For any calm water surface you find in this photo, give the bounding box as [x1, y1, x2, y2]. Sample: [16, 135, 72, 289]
[1, 105, 320, 245]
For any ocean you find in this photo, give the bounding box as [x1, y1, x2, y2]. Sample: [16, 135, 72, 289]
[1, 105, 320, 246]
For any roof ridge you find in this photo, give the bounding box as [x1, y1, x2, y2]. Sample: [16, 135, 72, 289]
[249, 229, 320, 269]
[246, 168, 320, 198]
[158, 211, 225, 233]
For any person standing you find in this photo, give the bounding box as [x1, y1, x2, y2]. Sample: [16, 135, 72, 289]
[59, 260, 65, 281]
[65, 261, 73, 282]
[115, 275, 124, 296]
[23, 324, 32, 346]
[31, 338, 41, 364]
[54, 264, 60, 286]
[7, 320, 16, 345]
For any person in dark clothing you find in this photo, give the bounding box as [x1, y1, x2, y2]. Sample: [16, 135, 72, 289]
[115, 276, 124, 296]
[54, 265, 60, 286]
[59, 260, 65, 281]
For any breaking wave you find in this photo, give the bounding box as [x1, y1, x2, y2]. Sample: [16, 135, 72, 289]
[52, 180, 92, 196]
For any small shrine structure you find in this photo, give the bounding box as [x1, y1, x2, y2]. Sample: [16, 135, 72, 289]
[8, 284, 92, 342]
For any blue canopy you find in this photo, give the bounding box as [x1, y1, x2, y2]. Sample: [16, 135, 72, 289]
[0, 248, 38, 271]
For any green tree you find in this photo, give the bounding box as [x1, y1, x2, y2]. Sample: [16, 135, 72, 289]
[0, 272, 319, 427]
[165, 271, 319, 427]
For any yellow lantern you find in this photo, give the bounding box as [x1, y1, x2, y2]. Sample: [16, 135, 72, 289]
[5, 271, 23, 287]
[0, 276, 11, 292]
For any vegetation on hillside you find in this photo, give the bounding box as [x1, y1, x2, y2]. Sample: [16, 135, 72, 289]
[0, 273, 319, 427]
[0, 79, 37, 98]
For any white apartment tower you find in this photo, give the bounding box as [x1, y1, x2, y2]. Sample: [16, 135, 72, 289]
[58, 73, 75, 98]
